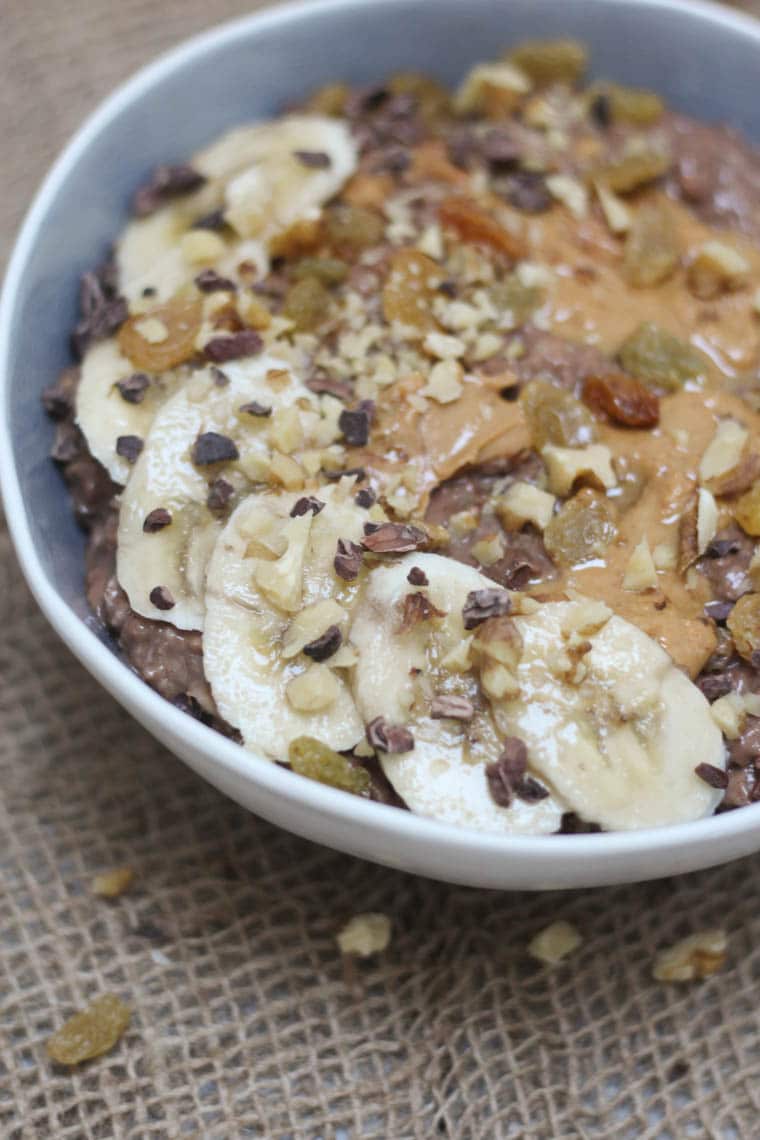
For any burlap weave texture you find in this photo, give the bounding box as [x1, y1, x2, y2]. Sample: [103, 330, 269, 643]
[4, 3, 760, 1137]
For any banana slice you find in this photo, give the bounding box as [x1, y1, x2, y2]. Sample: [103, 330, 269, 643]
[491, 599, 726, 830]
[349, 553, 564, 835]
[117, 207, 193, 304]
[76, 338, 184, 484]
[220, 116, 357, 241]
[116, 353, 326, 630]
[203, 483, 373, 759]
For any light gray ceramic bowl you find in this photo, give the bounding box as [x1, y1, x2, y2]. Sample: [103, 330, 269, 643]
[2, 0, 760, 889]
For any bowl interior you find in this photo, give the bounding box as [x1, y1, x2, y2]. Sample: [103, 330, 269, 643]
[3, 0, 760, 888]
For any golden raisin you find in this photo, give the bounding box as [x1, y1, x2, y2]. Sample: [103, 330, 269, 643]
[289, 736, 371, 795]
[727, 594, 760, 662]
[91, 866, 134, 899]
[589, 82, 664, 125]
[544, 489, 617, 565]
[291, 257, 347, 285]
[622, 201, 680, 288]
[324, 204, 385, 252]
[507, 39, 588, 86]
[594, 148, 671, 194]
[118, 294, 202, 371]
[283, 276, 331, 331]
[618, 322, 709, 391]
[582, 372, 660, 428]
[382, 248, 442, 331]
[389, 71, 452, 121]
[269, 218, 322, 260]
[439, 196, 527, 261]
[490, 275, 544, 325]
[303, 81, 350, 116]
[46, 994, 130, 1066]
[521, 379, 596, 448]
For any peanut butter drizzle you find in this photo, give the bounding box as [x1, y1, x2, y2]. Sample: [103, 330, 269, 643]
[557, 389, 760, 677]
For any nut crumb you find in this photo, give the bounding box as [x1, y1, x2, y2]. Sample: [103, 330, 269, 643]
[528, 920, 582, 965]
[91, 867, 135, 899]
[652, 930, 727, 982]
[337, 913, 392, 958]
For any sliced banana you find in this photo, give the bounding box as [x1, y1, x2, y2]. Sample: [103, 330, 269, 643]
[220, 116, 357, 241]
[203, 483, 373, 759]
[490, 600, 726, 830]
[349, 553, 564, 835]
[116, 353, 327, 630]
[76, 338, 184, 484]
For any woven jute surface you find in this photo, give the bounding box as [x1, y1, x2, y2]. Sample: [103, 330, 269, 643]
[4, 2, 760, 1137]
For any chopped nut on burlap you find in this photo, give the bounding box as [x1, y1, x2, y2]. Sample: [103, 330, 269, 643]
[4, 3, 760, 1137]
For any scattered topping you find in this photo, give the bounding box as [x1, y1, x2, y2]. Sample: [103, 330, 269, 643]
[696, 488, 718, 556]
[699, 419, 749, 483]
[398, 591, 446, 632]
[207, 477, 234, 513]
[339, 400, 375, 446]
[595, 147, 671, 194]
[727, 594, 760, 662]
[336, 913, 391, 957]
[91, 866, 135, 898]
[623, 201, 680, 288]
[302, 624, 343, 662]
[521, 380, 596, 449]
[407, 565, 429, 586]
[289, 736, 371, 795]
[439, 195, 526, 260]
[286, 663, 340, 711]
[462, 588, 511, 630]
[282, 600, 346, 660]
[623, 537, 658, 592]
[115, 372, 150, 405]
[734, 481, 760, 536]
[528, 921, 583, 966]
[652, 930, 727, 983]
[334, 538, 364, 580]
[283, 276, 331, 331]
[149, 585, 175, 611]
[485, 737, 527, 806]
[204, 330, 263, 362]
[366, 716, 415, 754]
[544, 489, 617, 565]
[590, 82, 664, 126]
[71, 262, 128, 358]
[46, 994, 131, 1066]
[382, 248, 441, 331]
[420, 359, 464, 404]
[361, 523, 428, 554]
[115, 435, 144, 463]
[542, 442, 616, 497]
[191, 431, 240, 466]
[695, 762, 728, 789]
[132, 163, 206, 216]
[545, 175, 588, 220]
[355, 488, 376, 509]
[505, 171, 552, 214]
[182, 231, 227, 266]
[687, 241, 750, 299]
[194, 268, 237, 293]
[142, 508, 172, 533]
[582, 372, 660, 428]
[508, 38, 587, 86]
[430, 695, 475, 720]
[291, 496, 325, 517]
[118, 295, 202, 372]
[496, 482, 556, 533]
[293, 149, 332, 168]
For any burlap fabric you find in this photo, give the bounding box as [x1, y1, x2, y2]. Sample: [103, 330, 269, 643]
[4, 2, 760, 1136]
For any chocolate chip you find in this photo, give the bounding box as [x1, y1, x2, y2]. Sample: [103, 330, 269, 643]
[293, 149, 332, 169]
[290, 496, 325, 517]
[705, 537, 742, 559]
[325, 466, 366, 482]
[191, 431, 239, 465]
[306, 370, 354, 400]
[481, 128, 521, 168]
[486, 739, 528, 807]
[505, 171, 552, 214]
[42, 375, 75, 421]
[366, 716, 415, 754]
[407, 566, 428, 586]
[115, 435, 144, 463]
[149, 585, 175, 611]
[302, 624, 343, 662]
[334, 538, 363, 580]
[143, 508, 172, 533]
[338, 400, 375, 446]
[194, 268, 237, 293]
[142, 286, 157, 298]
[430, 695, 474, 721]
[116, 372, 150, 404]
[589, 92, 611, 129]
[354, 488, 376, 509]
[462, 588, 512, 630]
[132, 163, 206, 217]
[695, 762, 729, 789]
[515, 776, 550, 803]
[212, 367, 230, 387]
[239, 400, 272, 417]
[437, 280, 458, 298]
[704, 600, 734, 624]
[204, 330, 263, 363]
[191, 208, 226, 232]
[207, 477, 234, 513]
[361, 523, 428, 554]
[345, 84, 390, 117]
[697, 673, 735, 702]
[399, 592, 446, 632]
[71, 264, 128, 359]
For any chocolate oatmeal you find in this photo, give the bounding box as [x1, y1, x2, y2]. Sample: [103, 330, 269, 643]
[46, 39, 760, 834]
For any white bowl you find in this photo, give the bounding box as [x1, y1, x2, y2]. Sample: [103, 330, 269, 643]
[3, 0, 760, 888]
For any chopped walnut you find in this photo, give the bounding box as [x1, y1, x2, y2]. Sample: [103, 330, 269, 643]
[652, 930, 727, 982]
[528, 921, 582, 965]
[336, 913, 392, 958]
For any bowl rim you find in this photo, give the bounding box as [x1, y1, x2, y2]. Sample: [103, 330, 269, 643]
[3, 0, 760, 879]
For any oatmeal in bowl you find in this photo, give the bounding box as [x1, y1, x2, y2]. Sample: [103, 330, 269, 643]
[43, 35, 760, 839]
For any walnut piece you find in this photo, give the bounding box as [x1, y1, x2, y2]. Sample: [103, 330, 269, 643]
[528, 920, 582, 965]
[652, 930, 727, 982]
